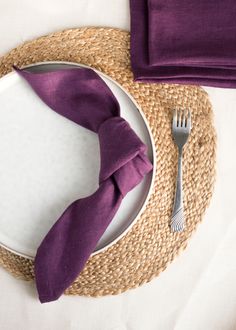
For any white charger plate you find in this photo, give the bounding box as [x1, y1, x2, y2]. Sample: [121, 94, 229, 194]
[0, 62, 155, 259]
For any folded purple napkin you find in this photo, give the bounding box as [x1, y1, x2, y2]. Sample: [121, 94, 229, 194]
[15, 67, 152, 303]
[130, 0, 236, 88]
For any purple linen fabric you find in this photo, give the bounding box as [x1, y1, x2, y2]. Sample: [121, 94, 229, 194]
[15, 67, 152, 303]
[130, 0, 236, 88]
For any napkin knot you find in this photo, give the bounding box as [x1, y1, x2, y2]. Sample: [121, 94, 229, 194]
[98, 116, 150, 196]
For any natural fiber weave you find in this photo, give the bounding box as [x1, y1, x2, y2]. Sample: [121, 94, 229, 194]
[0, 27, 216, 297]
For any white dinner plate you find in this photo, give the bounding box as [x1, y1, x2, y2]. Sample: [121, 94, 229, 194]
[0, 61, 155, 259]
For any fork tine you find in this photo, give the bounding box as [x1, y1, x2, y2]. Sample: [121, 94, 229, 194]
[177, 109, 181, 127]
[187, 110, 191, 129]
[182, 110, 186, 127]
[180, 109, 184, 127]
[176, 110, 179, 127]
[173, 109, 177, 127]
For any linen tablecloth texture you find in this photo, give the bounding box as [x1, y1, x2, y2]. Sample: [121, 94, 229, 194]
[130, 0, 236, 87]
[16, 67, 152, 303]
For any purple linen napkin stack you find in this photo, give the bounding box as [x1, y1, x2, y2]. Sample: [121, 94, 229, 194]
[130, 0, 236, 88]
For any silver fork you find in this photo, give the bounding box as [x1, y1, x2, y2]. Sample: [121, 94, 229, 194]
[171, 109, 191, 232]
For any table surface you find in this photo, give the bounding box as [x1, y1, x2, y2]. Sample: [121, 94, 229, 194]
[1, 1, 236, 330]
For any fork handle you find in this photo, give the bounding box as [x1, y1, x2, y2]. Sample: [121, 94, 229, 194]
[171, 148, 184, 232]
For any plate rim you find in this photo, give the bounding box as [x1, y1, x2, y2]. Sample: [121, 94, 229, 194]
[0, 61, 156, 260]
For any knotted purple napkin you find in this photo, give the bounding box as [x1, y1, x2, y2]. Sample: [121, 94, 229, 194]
[15, 67, 152, 303]
[130, 0, 236, 88]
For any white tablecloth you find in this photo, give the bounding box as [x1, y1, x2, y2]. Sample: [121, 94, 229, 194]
[1, 1, 236, 329]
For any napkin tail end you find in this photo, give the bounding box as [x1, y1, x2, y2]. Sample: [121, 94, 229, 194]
[38, 292, 62, 304]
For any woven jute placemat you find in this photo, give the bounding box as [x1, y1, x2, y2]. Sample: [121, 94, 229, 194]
[0, 27, 216, 297]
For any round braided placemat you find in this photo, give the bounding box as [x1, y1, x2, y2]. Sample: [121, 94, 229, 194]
[0, 27, 216, 297]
